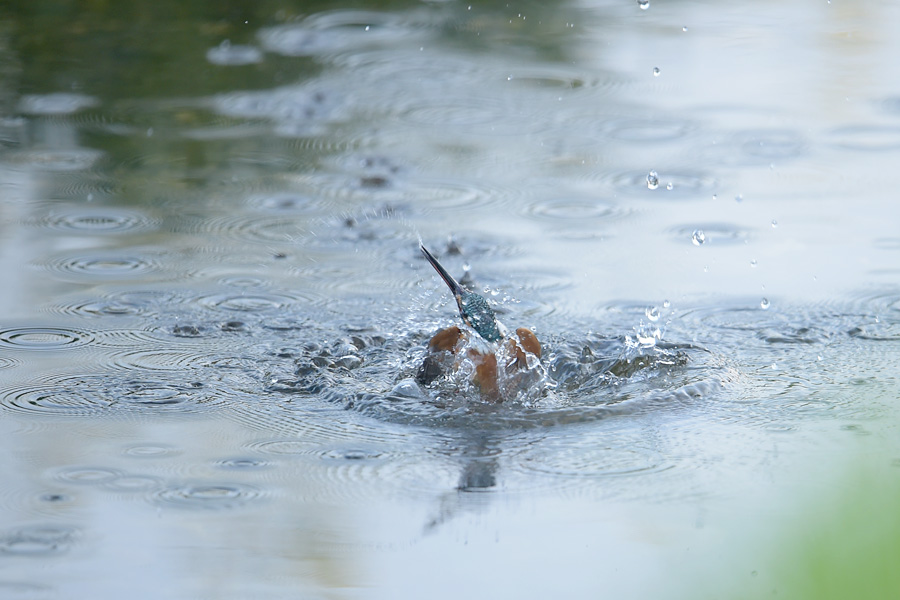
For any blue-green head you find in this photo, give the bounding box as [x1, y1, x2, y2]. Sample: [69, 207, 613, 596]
[420, 244, 502, 343]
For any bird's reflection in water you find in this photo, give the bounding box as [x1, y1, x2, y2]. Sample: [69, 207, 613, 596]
[424, 433, 502, 533]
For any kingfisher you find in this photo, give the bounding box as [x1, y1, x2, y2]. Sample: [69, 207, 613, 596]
[417, 244, 542, 401]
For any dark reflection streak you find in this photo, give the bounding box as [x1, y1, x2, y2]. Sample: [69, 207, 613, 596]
[424, 432, 502, 534]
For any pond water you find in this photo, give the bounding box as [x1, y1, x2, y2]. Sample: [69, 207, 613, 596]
[2, 0, 900, 598]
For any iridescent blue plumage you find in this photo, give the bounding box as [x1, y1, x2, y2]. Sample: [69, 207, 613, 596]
[420, 244, 502, 342]
[459, 291, 501, 342]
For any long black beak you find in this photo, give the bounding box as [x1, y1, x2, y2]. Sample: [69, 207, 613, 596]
[420, 244, 465, 303]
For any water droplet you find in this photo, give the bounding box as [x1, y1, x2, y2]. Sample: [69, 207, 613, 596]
[653, 67, 660, 77]
[771, 219, 778, 228]
[146, 127, 153, 137]
[638, 0, 650, 9]
[647, 170, 659, 190]
[646, 306, 660, 321]
[735, 193, 743, 202]
[691, 229, 706, 246]
[391, 379, 425, 399]
[760, 298, 770, 310]
[750, 259, 758, 267]
[662, 299, 670, 308]
[712, 193, 718, 200]
[666, 182, 673, 190]
[682, 26, 688, 32]
[636, 331, 657, 347]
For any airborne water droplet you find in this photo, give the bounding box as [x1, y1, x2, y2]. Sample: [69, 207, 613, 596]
[638, 0, 650, 9]
[646, 306, 660, 321]
[666, 182, 673, 191]
[691, 229, 706, 246]
[647, 170, 659, 190]
[653, 67, 660, 77]
[760, 297, 770, 310]
[771, 219, 778, 228]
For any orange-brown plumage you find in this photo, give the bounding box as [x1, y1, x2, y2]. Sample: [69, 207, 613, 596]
[418, 243, 542, 402]
[421, 324, 541, 402]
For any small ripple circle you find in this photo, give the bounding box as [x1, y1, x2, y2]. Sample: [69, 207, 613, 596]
[152, 482, 263, 510]
[0, 327, 93, 351]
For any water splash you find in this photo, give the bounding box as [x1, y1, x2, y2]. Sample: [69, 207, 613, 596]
[413, 326, 551, 406]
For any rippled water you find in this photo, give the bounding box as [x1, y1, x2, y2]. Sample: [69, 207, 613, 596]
[1, 1, 900, 598]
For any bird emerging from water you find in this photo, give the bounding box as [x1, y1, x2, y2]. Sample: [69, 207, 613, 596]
[417, 244, 542, 402]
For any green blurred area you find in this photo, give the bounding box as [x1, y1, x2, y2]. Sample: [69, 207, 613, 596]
[0, 0, 578, 104]
[0, 0, 427, 100]
[774, 463, 900, 600]
[698, 458, 900, 600]
[2, 0, 311, 100]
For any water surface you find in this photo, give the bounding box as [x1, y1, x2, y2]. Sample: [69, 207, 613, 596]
[1, 1, 900, 598]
